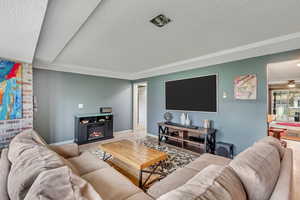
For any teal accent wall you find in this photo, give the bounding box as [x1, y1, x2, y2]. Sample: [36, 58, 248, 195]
[136, 49, 300, 154]
[33, 69, 132, 144]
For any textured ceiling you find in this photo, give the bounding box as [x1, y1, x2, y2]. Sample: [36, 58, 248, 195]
[35, 0, 300, 79]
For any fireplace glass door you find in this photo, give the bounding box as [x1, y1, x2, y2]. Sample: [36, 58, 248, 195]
[87, 124, 105, 141]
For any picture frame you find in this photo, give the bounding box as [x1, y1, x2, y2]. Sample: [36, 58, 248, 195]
[234, 74, 257, 100]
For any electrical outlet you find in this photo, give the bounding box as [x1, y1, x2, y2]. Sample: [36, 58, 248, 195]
[78, 104, 84, 109]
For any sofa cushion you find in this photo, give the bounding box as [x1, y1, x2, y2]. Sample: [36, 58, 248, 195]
[148, 167, 199, 198]
[60, 155, 81, 176]
[49, 143, 79, 158]
[256, 136, 285, 159]
[9, 130, 79, 173]
[8, 130, 41, 163]
[82, 167, 142, 200]
[157, 165, 246, 200]
[7, 144, 65, 200]
[24, 166, 102, 200]
[30, 129, 48, 146]
[68, 151, 110, 176]
[229, 143, 281, 200]
[269, 148, 293, 200]
[0, 149, 10, 200]
[148, 153, 230, 199]
[185, 153, 231, 171]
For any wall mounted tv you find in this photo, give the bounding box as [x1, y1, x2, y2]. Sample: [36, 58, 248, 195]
[165, 75, 217, 112]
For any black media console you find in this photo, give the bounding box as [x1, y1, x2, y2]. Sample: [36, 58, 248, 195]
[74, 113, 113, 145]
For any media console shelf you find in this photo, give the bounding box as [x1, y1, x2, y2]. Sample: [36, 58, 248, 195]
[157, 122, 216, 154]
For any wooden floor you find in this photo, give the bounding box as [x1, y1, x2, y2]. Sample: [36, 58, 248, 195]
[282, 135, 300, 142]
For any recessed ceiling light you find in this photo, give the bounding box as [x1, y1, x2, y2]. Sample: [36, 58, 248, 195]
[297, 63, 300, 67]
[150, 14, 171, 27]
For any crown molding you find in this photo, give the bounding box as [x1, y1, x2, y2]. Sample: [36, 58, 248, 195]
[130, 32, 300, 79]
[269, 81, 290, 85]
[33, 61, 132, 80]
[269, 80, 300, 84]
[34, 32, 300, 80]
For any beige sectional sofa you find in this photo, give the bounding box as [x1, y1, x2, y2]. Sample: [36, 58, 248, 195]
[148, 136, 293, 200]
[0, 130, 152, 200]
[0, 130, 293, 200]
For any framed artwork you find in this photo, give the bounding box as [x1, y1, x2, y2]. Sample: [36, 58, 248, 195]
[0, 60, 22, 120]
[234, 74, 257, 100]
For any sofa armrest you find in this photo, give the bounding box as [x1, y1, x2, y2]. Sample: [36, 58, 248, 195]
[49, 143, 80, 158]
[0, 148, 10, 200]
[269, 148, 293, 200]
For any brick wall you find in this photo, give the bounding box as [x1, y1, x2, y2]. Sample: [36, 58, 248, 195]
[0, 63, 33, 148]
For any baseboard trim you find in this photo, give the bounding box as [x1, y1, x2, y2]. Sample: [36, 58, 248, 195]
[50, 129, 136, 145]
[50, 140, 74, 145]
[147, 133, 158, 138]
[114, 129, 133, 137]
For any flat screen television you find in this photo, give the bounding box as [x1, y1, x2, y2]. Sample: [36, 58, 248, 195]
[165, 75, 217, 112]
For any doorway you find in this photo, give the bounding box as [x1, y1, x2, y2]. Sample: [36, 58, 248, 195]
[133, 82, 147, 135]
[267, 59, 300, 141]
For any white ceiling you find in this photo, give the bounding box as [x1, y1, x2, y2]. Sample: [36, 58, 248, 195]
[268, 59, 300, 84]
[35, 0, 102, 63]
[0, 0, 48, 63]
[34, 0, 300, 80]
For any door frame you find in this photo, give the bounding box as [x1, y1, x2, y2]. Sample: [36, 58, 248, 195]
[133, 82, 147, 131]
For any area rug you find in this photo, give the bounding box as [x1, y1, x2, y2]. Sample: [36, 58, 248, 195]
[89, 137, 200, 178]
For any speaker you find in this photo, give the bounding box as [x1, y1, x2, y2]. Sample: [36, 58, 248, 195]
[215, 142, 234, 159]
[100, 107, 112, 113]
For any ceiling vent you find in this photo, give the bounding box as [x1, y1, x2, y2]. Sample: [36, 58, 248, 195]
[150, 14, 171, 27]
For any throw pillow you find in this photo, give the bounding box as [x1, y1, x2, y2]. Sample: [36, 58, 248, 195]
[24, 166, 102, 200]
[158, 165, 247, 200]
[229, 143, 281, 200]
[256, 136, 285, 159]
[7, 144, 65, 200]
[8, 130, 41, 163]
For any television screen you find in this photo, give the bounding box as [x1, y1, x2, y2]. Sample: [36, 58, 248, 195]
[165, 75, 217, 112]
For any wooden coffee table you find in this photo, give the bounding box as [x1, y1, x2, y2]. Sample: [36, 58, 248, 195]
[99, 140, 168, 189]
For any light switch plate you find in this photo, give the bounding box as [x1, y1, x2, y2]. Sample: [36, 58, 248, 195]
[78, 104, 84, 109]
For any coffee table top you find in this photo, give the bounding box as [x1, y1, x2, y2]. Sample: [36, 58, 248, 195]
[99, 140, 168, 170]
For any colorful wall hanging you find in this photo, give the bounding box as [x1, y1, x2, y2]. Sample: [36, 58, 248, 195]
[0, 60, 22, 120]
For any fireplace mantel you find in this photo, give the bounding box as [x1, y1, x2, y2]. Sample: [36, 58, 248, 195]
[74, 113, 113, 145]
